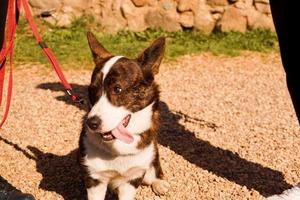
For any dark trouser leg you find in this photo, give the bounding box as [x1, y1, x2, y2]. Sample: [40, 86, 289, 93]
[270, 0, 300, 124]
[0, 0, 8, 69]
[0, 0, 8, 50]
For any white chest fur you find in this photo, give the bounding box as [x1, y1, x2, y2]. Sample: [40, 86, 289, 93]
[83, 142, 155, 181]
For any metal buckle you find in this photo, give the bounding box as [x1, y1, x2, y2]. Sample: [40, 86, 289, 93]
[66, 89, 84, 104]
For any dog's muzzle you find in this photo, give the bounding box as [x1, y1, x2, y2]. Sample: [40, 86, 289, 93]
[86, 115, 133, 144]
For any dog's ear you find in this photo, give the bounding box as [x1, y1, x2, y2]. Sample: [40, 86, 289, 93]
[137, 37, 165, 83]
[87, 31, 112, 63]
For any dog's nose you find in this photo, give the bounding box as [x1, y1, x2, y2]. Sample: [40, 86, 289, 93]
[87, 116, 101, 130]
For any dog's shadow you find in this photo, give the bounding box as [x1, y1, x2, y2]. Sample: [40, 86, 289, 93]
[0, 82, 293, 199]
[0, 176, 18, 199]
[0, 136, 119, 200]
[158, 102, 292, 196]
[27, 147, 86, 200]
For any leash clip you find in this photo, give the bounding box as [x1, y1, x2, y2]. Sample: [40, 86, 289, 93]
[66, 89, 84, 104]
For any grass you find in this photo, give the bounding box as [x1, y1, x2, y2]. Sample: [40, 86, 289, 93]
[14, 16, 278, 69]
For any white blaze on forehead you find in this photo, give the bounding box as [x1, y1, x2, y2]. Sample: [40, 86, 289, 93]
[101, 56, 123, 82]
[88, 55, 126, 132]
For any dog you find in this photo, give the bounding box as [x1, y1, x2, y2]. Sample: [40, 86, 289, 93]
[79, 32, 170, 200]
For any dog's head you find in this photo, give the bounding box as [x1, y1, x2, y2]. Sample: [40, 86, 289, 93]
[85, 32, 165, 144]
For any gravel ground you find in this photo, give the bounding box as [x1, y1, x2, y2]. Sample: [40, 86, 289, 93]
[0, 52, 299, 200]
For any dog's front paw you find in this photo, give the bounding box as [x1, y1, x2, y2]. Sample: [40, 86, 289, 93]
[152, 179, 170, 196]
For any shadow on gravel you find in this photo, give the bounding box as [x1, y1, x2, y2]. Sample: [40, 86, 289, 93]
[0, 135, 85, 200]
[0, 176, 17, 200]
[32, 82, 295, 197]
[37, 82, 89, 111]
[26, 146, 117, 200]
[0, 135, 121, 200]
[0, 136, 86, 200]
[27, 147, 85, 200]
[158, 102, 292, 196]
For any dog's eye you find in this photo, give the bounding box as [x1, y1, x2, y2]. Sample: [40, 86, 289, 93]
[113, 86, 122, 95]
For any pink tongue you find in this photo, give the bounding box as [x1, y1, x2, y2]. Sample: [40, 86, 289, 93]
[111, 121, 134, 144]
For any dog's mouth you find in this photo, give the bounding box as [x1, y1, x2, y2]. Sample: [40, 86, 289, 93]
[101, 114, 133, 144]
[101, 132, 115, 141]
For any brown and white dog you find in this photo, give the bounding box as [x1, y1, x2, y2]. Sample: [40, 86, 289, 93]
[79, 32, 170, 200]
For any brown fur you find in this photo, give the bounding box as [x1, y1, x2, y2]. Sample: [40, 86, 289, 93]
[137, 103, 160, 149]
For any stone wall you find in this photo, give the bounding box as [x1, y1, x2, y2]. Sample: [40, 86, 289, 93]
[28, 0, 274, 33]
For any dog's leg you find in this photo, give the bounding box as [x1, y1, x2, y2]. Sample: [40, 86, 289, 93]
[117, 183, 137, 200]
[143, 165, 170, 195]
[143, 152, 170, 195]
[87, 182, 107, 200]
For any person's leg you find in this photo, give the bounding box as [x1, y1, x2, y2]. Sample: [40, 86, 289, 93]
[0, 0, 8, 49]
[267, 1, 299, 199]
[0, 0, 8, 67]
[270, 0, 300, 123]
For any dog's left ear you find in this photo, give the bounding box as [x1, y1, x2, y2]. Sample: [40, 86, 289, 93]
[137, 37, 165, 83]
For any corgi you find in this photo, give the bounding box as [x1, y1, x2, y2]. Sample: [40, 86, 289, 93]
[79, 32, 169, 200]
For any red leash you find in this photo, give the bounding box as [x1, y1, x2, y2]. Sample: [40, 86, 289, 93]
[0, 0, 83, 129]
[0, 0, 19, 128]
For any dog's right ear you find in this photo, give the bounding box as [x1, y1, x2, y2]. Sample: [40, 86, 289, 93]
[137, 37, 165, 85]
[87, 31, 112, 63]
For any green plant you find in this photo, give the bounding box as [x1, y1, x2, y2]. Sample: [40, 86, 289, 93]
[13, 16, 278, 69]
